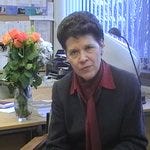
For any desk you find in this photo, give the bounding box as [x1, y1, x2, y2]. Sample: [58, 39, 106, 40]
[0, 86, 52, 150]
[0, 112, 46, 150]
[0, 111, 45, 132]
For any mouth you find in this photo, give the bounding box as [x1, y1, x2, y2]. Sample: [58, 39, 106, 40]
[81, 65, 92, 71]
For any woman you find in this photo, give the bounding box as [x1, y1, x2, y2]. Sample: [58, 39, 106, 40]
[47, 11, 147, 150]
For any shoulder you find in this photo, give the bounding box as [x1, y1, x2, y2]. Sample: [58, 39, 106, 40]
[51, 72, 73, 105]
[110, 65, 140, 89]
[109, 65, 141, 106]
[52, 71, 73, 91]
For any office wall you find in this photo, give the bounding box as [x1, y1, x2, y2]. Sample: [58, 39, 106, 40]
[53, 0, 66, 53]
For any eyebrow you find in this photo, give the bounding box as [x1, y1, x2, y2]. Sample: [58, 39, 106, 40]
[67, 48, 78, 53]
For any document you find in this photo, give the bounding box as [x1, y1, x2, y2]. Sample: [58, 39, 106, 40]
[0, 101, 14, 109]
[0, 100, 15, 113]
[31, 100, 51, 117]
[0, 107, 15, 113]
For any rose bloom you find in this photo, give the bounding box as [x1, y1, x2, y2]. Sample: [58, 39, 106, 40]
[13, 39, 23, 48]
[16, 32, 28, 43]
[2, 32, 11, 45]
[9, 29, 20, 40]
[30, 32, 41, 42]
[1, 28, 41, 48]
[9, 29, 28, 43]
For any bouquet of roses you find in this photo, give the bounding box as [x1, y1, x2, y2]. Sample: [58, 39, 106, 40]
[1, 28, 42, 90]
[1, 28, 53, 120]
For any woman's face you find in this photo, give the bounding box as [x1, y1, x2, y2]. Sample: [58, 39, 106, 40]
[66, 34, 104, 81]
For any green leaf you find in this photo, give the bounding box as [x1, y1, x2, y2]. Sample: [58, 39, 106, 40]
[24, 71, 32, 78]
[27, 50, 39, 60]
[10, 50, 19, 60]
[25, 64, 33, 70]
[19, 74, 30, 89]
[9, 61, 18, 70]
[10, 72, 20, 83]
[18, 52, 24, 58]
[32, 75, 42, 88]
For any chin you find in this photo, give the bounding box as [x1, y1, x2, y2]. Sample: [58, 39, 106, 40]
[81, 73, 95, 81]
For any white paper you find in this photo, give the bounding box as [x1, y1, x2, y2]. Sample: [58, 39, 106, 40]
[37, 107, 51, 117]
[0, 102, 14, 109]
[32, 100, 51, 117]
[0, 107, 15, 113]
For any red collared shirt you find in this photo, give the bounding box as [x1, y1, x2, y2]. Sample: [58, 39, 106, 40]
[70, 61, 116, 95]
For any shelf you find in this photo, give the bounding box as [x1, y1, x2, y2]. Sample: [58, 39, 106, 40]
[0, 15, 29, 21]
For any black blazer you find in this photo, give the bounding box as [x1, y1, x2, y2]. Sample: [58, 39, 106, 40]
[47, 65, 148, 150]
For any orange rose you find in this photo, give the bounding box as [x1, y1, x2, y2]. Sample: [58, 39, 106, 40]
[30, 32, 41, 42]
[9, 28, 21, 40]
[16, 32, 28, 43]
[2, 32, 11, 45]
[13, 39, 22, 48]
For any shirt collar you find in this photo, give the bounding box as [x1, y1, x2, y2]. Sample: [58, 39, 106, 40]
[70, 60, 116, 95]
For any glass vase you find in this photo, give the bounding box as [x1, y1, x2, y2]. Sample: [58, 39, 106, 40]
[14, 86, 32, 122]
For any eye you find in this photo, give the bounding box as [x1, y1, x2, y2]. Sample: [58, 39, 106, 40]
[85, 45, 95, 52]
[67, 49, 79, 58]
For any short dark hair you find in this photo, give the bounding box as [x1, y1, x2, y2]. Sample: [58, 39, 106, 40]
[57, 11, 104, 50]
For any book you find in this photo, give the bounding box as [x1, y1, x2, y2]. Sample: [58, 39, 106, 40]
[0, 101, 14, 109]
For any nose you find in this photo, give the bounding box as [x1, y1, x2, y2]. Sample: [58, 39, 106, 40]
[79, 50, 88, 62]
